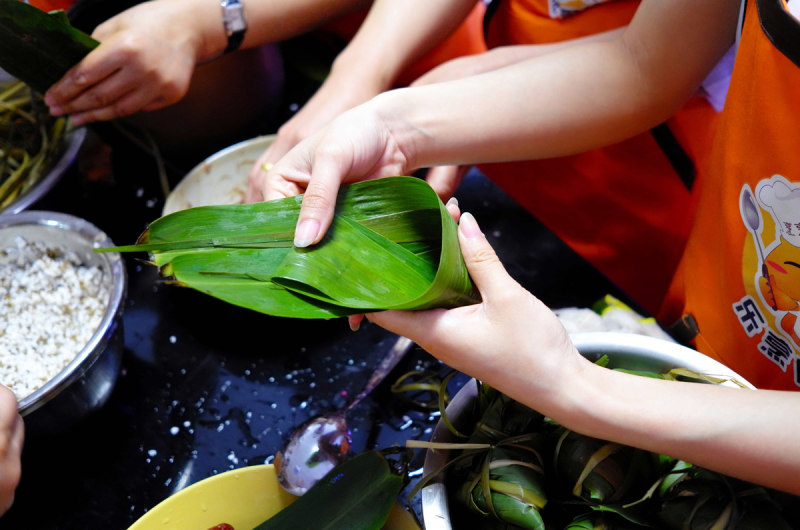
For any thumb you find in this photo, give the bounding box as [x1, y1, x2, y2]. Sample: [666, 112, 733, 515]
[293, 152, 342, 248]
[457, 212, 518, 301]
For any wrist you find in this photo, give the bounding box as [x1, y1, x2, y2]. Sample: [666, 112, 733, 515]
[196, 0, 246, 61]
[220, 0, 247, 54]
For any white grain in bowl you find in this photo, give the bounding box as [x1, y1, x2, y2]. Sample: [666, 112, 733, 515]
[0, 237, 110, 400]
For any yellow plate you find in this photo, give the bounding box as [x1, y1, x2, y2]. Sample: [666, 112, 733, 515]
[128, 464, 419, 530]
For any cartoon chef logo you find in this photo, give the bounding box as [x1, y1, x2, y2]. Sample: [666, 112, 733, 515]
[737, 175, 800, 376]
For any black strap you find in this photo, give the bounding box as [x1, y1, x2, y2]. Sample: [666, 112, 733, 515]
[224, 30, 245, 54]
[668, 313, 700, 345]
[650, 123, 696, 191]
[756, 0, 800, 68]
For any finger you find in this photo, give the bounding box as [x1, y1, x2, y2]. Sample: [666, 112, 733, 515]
[246, 153, 273, 203]
[457, 212, 519, 302]
[347, 314, 365, 331]
[293, 152, 342, 248]
[445, 197, 461, 223]
[366, 308, 449, 344]
[67, 86, 151, 126]
[262, 168, 307, 203]
[45, 47, 122, 108]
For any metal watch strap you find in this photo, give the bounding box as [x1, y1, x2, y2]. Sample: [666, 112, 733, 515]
[221, 0, 247, 54]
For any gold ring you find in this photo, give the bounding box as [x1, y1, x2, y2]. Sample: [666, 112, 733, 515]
[261, 163, 273, 172]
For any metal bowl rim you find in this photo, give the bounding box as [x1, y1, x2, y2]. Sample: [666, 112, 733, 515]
[0, 210, 127, 414]
[420, 331, 755, 529]
[2, 126, 87, 215]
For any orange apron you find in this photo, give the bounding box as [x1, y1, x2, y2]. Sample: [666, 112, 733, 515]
[659, 0, 800, 390]
[479, 0, 719, 316]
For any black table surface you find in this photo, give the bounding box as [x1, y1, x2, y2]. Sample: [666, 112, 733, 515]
[2, 121, 630, 529]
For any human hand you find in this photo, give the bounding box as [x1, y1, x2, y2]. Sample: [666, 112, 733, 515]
[44, 0, 201, 125]
[0, 385, 23, 516]
[247, 76, 388, 203]
[250, 97, 415, 247]
[366, 212, 584, 400]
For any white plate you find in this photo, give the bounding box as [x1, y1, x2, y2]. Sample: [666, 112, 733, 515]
[163, 134, 276, 216]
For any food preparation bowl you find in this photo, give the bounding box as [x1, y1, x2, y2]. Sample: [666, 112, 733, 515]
[0, 210, 126, 433]
[1, 126, 86, 215]
[162, 134, 276, 215]
[128, 464, 419, 530]
[1, 73, 87, 215]
[420, 331, 755, 530]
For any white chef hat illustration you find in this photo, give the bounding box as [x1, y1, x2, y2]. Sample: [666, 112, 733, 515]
[758, 175, 800, 246]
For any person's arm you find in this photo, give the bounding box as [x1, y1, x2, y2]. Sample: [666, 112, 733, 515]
[411, 27, 625, 200]
[368, 211, 800, 497]
[44, 0, 371, 124]
[412, 27, 625, 86]
[0, 385, 23, 516]
[245, 0, 481, 201]
[258, 0, 739, 248]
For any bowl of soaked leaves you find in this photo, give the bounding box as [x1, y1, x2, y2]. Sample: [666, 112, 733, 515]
[0, 76, 86, 215]
[0, 210, 126, 433]
[417, 333, 800, 530]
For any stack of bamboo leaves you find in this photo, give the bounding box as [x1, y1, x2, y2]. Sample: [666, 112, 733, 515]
[415, 373, 799, 529]
[105, 176, 480, 318]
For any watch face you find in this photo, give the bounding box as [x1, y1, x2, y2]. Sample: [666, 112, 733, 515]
[223, 2, 247, 34]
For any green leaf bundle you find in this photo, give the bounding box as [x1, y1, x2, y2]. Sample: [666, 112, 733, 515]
[105, 176, 480, 318]
[0, 0, 98, 94]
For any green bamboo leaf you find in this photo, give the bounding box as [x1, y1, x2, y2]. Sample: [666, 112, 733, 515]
[0, 0, 99, 94]
[161, 249, 350, 319]
[103, 176, 480, 318]
[463, 445, 548, 530]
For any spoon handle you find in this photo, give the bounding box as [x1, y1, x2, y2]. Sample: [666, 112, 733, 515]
[345, 335, 414, 411]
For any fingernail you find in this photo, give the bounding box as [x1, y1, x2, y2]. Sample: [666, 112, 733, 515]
[446, 197, 458, 207]
[48, 105, 63, 116]
[294, 219, 320, 248]
[459, 212, 482, 238]
[349, 318, 360, 332]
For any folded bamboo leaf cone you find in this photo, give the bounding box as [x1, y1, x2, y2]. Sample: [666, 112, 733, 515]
[103, 176, 480, 318]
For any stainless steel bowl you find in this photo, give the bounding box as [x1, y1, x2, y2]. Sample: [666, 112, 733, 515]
[0, 210, 127, 433]
[1, 123, 86, 216]
[420, 332, 755, 530]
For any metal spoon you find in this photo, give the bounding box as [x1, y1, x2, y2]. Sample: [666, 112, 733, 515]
[274, 335, 414, 495]
[741, 188, 776, 309]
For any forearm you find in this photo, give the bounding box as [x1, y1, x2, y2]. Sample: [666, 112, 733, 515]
[485, 27, 626, 69]
[525, 359, 800, 495]
[188, 0, 372, 61]
[374, 0, 737, 168]
[377, 42, 684, 167]
[329, 0, 479, 92]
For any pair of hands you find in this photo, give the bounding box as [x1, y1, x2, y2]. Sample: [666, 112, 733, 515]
[0, 385, 23, 517]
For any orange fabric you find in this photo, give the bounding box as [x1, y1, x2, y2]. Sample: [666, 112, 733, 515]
[478, 0, 718, 315]
[660, 0, 800, 390]
[395, 2, 488, 86]
[321, 2, 488, 87]
[485, 0, 640, 44]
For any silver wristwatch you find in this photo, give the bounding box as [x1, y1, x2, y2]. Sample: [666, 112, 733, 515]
[221, 0, 247, 54]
